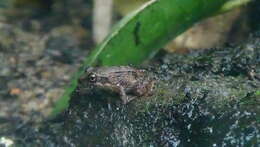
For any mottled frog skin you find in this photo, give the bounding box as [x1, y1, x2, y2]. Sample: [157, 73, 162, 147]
[78, 66, 154, 104]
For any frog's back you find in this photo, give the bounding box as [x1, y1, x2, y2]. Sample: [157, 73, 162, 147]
[98, 66, 135, 72]
[95, 66, 140, 76]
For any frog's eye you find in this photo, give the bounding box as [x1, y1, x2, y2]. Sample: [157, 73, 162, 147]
[88, 74, 97, 83]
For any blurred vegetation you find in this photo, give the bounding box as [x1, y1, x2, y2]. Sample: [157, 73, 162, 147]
[13, 0, 53, 9]
[0, 0, 52, 16]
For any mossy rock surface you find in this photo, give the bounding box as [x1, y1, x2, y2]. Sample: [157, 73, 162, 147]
[57, 32, 259, 146]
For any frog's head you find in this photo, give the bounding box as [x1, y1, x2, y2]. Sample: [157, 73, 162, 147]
[78, 67, 110, 89]
[78, 67, 95, 87]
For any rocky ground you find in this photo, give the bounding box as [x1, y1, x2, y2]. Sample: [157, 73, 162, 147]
[0, 0, 93, 121]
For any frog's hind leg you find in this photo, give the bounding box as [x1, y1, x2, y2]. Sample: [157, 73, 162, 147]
[135, 80, 155, 96]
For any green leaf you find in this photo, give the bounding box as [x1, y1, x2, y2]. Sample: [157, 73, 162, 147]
[51, 0, 230, 117]
[217, 0, 251, 14]
[256, 91, 260, 96]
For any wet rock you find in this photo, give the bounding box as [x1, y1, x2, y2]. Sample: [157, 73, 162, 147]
[54, 31, 259, 146]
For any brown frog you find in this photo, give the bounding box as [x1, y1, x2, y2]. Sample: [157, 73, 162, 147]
[78, 66, 155, 104]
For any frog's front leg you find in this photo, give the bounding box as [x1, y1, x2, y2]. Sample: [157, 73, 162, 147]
[118, 86, 128, 104]
[118, 86, 134, 104]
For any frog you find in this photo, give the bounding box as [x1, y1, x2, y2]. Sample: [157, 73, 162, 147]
[78, 66, 155, 104]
